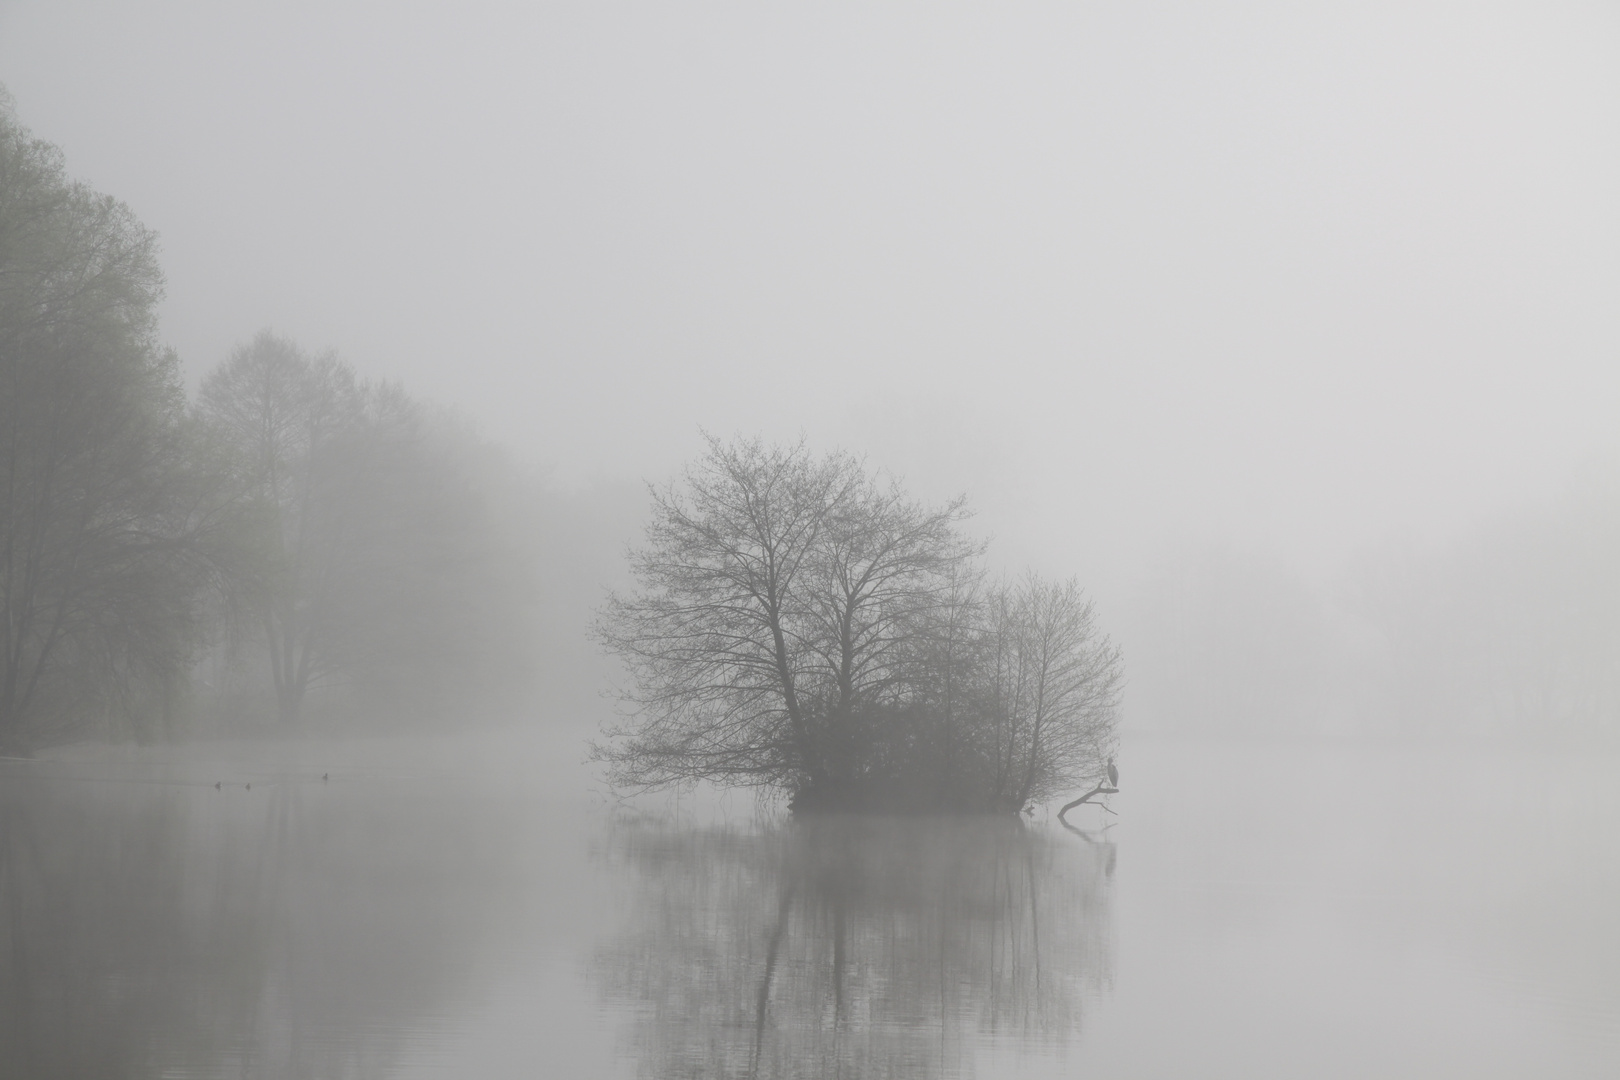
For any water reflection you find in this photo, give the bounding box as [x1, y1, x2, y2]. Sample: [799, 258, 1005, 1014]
[596, 813, 1116, 1079]
[0, 765, 520, 1080]
[5, 738, 1614, 1078]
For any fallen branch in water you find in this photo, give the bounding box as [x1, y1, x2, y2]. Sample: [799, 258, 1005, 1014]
[1057, 782, 1118, 823]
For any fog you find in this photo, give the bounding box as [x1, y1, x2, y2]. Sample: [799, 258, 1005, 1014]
[2, 1, 1617, 1075]
[4, 1, 1617, 585]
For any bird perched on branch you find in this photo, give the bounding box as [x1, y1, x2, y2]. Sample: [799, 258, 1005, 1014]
[1106, 758, 1118, 788]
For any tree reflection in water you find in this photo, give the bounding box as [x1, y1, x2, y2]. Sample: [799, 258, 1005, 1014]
[596, 813, 1116, 1079]
[0, 764, 518, 1080]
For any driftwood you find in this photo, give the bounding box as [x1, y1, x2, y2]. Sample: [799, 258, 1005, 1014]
[1056, 782, 1118, 823]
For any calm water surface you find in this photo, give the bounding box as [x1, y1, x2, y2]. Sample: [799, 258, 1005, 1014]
[1, 729, 1615, 1078]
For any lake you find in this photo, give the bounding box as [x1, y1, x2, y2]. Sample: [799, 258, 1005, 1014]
[1, 728, 1615, 1078]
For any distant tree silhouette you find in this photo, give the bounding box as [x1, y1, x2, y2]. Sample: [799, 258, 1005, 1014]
[197, 332, 539, 725]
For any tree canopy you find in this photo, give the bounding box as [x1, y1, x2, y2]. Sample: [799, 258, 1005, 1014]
[0, 98, 547, 746]
[595, 436, 1122, 812]
[0, 100, 207, 751]
[196, 330, 542, 726]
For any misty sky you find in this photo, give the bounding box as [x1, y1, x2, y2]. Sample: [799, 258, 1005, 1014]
[3, 0, 1616, 594]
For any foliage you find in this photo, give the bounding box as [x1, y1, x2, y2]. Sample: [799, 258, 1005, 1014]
[0, 101, 209, 752]
[594, 436, 1122, 810]
[0, 95, 550, 746]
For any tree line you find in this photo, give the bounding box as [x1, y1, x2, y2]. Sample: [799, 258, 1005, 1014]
[595, 437, 1122, 812]
[0, 101, 539, 753]
[1, 96, 1126, 797]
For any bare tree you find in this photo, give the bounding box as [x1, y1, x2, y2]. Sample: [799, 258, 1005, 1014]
[797, 468, 978, 789]
[594, 436, 852, 789]
[595, 436, 1121, 812]
[980, 575, 1122, 808]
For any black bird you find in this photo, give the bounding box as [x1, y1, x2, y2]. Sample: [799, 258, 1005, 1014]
[1106, 758, 1118, 788]
[214, 781, 221, 790]
[321, 773, 329, 782]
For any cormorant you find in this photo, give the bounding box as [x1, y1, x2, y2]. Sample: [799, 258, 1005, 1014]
[1106, 758, 1118, 788]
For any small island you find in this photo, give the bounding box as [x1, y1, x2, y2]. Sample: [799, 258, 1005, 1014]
[594, 436, 1123, 814]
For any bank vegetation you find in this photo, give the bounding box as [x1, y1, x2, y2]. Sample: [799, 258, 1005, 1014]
[0, 99, 542, 753]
